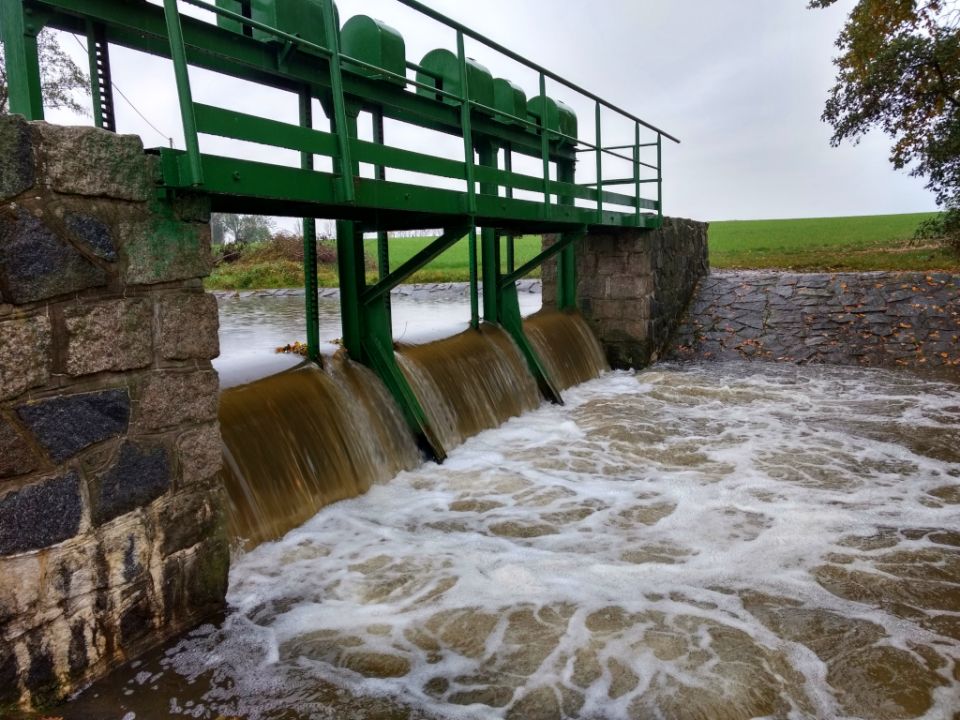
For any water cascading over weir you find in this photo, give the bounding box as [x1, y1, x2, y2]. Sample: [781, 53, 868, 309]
[0, 0, 707, 708]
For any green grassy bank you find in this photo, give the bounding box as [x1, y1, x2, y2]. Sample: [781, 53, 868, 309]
[206, 212, 958, 290]
[709, 212, 955, 271]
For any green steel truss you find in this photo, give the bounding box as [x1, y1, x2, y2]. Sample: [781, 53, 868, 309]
[1, 0, 679, 460]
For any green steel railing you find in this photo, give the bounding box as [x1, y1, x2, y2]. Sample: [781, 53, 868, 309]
[1, 0, 679, 460]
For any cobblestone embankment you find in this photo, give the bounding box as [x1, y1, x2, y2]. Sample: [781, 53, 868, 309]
[669, 271, 960, 370]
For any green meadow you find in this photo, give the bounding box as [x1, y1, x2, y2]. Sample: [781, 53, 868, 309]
[708, 212, 956, 272]
[206, 212, 958, 289]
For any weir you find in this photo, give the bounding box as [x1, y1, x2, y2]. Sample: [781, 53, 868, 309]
[0, 0, 710, 709]
[2, 0, 679, 463]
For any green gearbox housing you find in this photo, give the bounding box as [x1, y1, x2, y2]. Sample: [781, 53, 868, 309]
[416, 48, 494, 109]
[528, 95, 578, 144]
[340, 15, 406, 84]
[493, 78, 527, 125]
[213, 2, 577, 141]
[214, 0, 339, 50]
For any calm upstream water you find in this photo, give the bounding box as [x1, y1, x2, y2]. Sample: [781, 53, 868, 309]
[62, 294, 960, 720]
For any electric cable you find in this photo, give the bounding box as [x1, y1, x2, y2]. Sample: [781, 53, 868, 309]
[71, 33, 172, 145]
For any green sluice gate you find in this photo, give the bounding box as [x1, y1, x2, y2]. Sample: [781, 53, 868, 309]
[1, 0, 678, 460]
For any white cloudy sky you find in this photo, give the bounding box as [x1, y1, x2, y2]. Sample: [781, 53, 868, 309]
[44, 0, 936, 222]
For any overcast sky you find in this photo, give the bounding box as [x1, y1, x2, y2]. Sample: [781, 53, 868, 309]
[45, 0, 937, 222]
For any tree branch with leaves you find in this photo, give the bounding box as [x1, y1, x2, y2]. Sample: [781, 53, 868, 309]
[1, 31, 89, 115]
[813, 0, 960, 250]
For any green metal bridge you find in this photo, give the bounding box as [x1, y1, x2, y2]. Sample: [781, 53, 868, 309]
[1, 0, 679, 459]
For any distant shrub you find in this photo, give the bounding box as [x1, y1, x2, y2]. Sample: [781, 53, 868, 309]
[916, 205, 960, 255]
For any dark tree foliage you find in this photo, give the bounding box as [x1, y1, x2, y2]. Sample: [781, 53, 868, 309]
[0, 31, 88, 115]
[211, 213, 276, 245]
[813, 0, 960, 249]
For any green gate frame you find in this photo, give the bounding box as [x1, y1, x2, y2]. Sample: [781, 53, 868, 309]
[1, 0, 679, 459]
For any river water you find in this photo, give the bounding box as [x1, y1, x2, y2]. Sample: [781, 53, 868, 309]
[62, 294, 960, 720]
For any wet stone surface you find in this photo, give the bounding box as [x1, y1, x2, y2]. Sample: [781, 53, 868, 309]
[670, 271, 960, 369]
[15, 388, 130, 463]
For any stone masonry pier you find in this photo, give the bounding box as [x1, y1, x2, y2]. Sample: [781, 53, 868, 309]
[0, 117, 227, 708]
[669, 271, 960, 370]
[543, 218, 709, 369]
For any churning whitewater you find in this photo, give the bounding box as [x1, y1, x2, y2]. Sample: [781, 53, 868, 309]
[78, 362, 960, 720]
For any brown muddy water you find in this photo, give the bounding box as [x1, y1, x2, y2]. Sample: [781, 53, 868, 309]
[56, 297, 960, 720]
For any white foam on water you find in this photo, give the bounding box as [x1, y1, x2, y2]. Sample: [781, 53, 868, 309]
[155, 363, 960, 719]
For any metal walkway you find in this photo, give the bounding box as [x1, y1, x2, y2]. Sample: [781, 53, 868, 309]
[2, 0, 679, 458]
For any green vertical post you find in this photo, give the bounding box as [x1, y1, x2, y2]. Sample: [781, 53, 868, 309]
[1, 0, 44, 119]
[557, 159, 578, 311]
[86, 21, 116, 132]
[372, 107, 392, 328]
[335, 109, 364, 359]
[595, 101, 602, 224]
[337, 219, 365, 358]
[634, 122, 641, 225]
[468, 226, 479, 329]
[504, 144, 515, 274]
[657, 132, 663, 225]
[456, 30, 479, 328]
[478, 141, 500, 324]
[456, 30, 477, 215]
[320, 0, 355, 203]
[538, 72, 550, 204]
[86, 22, 104, 129]
[162, 0, 203, 185]
[299, 89, 320, 362]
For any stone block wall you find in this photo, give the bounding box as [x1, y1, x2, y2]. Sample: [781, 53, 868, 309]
[0, 117, 227, 708]
[669, 271, 960, 369]
[543, 218, 709, 368]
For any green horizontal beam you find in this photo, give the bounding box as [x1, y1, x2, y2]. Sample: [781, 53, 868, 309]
[159, 151, 658, 230]
[352, 137, 466, 182]
[195, 102, 340, 157]
[195, 100, 664, 214]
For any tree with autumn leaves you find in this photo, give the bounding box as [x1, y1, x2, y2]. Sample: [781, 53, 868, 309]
[813, 0, 960, 250]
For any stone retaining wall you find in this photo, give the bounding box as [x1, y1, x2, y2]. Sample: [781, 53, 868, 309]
[543, 218, 709, 368]
[669, 271, 960, 369]
[0, 117, 228, 708]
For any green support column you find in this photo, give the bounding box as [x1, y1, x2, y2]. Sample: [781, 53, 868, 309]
[331, 101, 446, 461]
[477, 141, 500, 324]
[557, 159, 579, 311]
[300, 89, 320, 363]
[336, 219, 366, 359]
[372, 108, 391, 328]
[1, 0, 44, 119]
[334, 106, 364, 359]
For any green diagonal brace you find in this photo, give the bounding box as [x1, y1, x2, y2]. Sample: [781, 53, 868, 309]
[500, 227, 586, 287]
[354, 225, 470, 464]
[499, 281, 562, 405]
[362, 224, 470, 304]
[360, 298, 447, 462]
[495, 226, 586, 405]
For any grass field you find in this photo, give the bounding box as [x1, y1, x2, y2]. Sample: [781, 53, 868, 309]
[710, 212, 957, 271]
[206, 212, 958, 289]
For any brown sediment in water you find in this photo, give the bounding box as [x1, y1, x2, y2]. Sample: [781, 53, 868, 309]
[219, 356, 420, 548]
[523, 309, 609, 391]
[396, 323, 542, 452]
